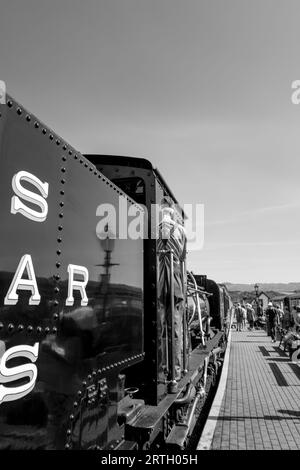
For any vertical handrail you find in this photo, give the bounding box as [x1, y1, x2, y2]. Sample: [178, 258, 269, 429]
[182, 260, 188, 374]
[168, 250, 178, 393]
[190, 271, 205, 346]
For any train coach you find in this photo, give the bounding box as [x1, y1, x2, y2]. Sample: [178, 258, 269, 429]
[0, 95, 231, 450]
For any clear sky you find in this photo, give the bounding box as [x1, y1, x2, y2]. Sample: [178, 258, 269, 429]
[1, 0, 300, 283]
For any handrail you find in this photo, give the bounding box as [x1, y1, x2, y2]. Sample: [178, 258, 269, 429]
[188, 271, 205, 346]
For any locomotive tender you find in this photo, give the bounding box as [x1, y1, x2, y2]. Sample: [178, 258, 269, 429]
[0, 95, 231, 450]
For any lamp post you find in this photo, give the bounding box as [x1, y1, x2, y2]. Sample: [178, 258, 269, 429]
[96, 230, 119, 321]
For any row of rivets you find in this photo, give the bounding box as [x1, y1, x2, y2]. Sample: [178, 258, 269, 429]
[0, 322, 56, 335]
[52, 155, 68, 326]
[7, 98, 83, 158]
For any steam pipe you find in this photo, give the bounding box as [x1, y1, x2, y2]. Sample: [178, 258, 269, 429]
[174, 382, 195, 405]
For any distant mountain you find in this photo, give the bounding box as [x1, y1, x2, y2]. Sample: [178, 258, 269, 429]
[224, 282, 300, 293]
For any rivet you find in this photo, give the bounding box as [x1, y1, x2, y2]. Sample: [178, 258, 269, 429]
[17, 108, 22, 115]
[97, 369, 102, 374]
[45, 327, 50, 333]
[82, 381, 87, 387]
[52, 327, 57, 334]
[53, 274, 60, 280]
[53, 313, 59, 320]
[77, 390, 82, 397]
[54, 287, 60, 293]
[59, 201, 64, 207]
[58, 225, 63, 231]
[0, 322, 3, 330]
[34, 122, 39, 128]
[61, 167, 66, 173]
[80, 159, 83, 164]
[27, 325, 33, 333]
[84, 163, 88, 168]
[37, 326, 42, 333]
[92, 371, 96, 377]
[68, 150, 73, 155]
[66, 429, 72, 436]
[54, 300, 59, 306]
[65, 444, 71, 450]
[59, 213, 63, 218]
[8, 323, 14, 332]
[18, 324, 24, 331]
[73, 402, 78, 408]
[56, 140, 60, 145]
[89, 167, 93, 172]
[57, 238, 62, 243]
[56, 250, 61, 255]
[94, 171, 97, 176]
[26, 115, 31, 121]
[7, 100, 13, 108]
[62, 156, 67, 162]
[42, 128, 47, 135]
[69, 414, 74, 421]
[49, 134, 54, 140]
[88, 375, 92, 381]
[61, 179, 66, 184]
[56, 262, 61, 268]
[60, 190, 65, 196]
[63, 144, 67, 150]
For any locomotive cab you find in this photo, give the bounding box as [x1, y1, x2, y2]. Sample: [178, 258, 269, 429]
[85, 155, 186, 406]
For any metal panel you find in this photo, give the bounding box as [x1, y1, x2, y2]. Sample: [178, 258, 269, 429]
[0, 96, 144, 449]
[0, 98, 61, 336]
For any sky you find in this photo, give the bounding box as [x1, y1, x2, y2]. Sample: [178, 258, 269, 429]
[1, 0, 300, 284]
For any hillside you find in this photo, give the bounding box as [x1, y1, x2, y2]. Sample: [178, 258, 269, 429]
[224, 282, 300, 293]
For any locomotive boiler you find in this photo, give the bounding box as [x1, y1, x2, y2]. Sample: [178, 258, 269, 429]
[0, 94, 231, 450]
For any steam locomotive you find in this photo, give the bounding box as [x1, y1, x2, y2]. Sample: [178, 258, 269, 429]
[0, 95, 232, 450]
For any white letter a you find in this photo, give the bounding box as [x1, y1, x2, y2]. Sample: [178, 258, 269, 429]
[4, 254, 41, 306]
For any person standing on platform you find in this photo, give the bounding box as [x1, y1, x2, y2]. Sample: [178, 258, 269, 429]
[265, 302, 279, 342]
[235, 303, 244, 332]
[241, 303, 247, 329]
[246, 303, 256, 330]
[282, 306, 292, 330]
[292, 305, 300, 332]
[275, 304, 284, 327]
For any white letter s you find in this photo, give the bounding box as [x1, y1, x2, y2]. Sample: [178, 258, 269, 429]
[11, 171, 49, 222]
[0, 343, 39, 405]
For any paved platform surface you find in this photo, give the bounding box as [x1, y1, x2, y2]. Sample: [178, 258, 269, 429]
[211, 329, 300, 450]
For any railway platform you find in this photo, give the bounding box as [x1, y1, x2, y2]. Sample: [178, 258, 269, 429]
[198, 328, 300, 450]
